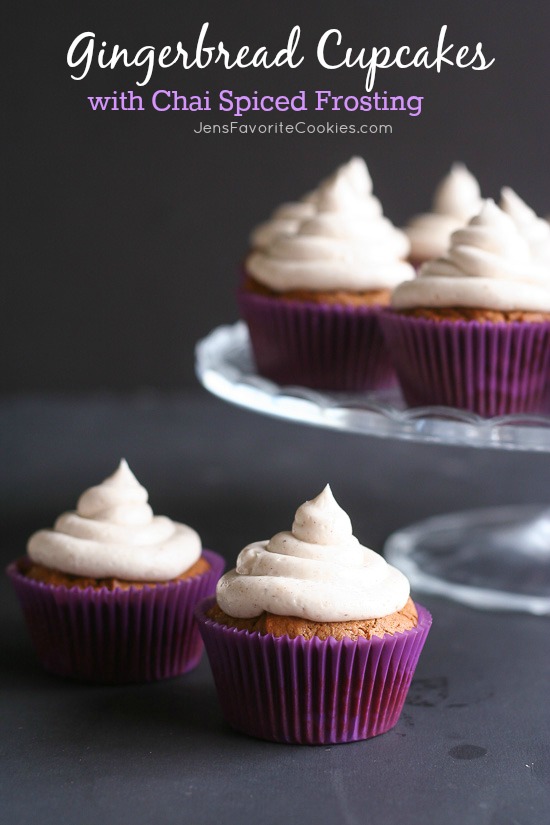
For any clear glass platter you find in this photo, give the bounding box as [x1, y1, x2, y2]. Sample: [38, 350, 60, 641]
[195, 322, 550, 615]
[195, 322, 550, 453]
[384, 505, 550, 615]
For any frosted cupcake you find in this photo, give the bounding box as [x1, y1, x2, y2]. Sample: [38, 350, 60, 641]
[404, 163, 482, 268]
[241, 158, 414, 391]
[381, 200, 550, 416]
[196, 485, 431, 745]
[7, 460, 224, 683]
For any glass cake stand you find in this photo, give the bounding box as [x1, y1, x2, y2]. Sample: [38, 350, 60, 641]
[195, 322, 550, 615]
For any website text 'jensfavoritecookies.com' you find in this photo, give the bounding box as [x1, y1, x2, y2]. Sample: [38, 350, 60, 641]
[193, 121, 393, 135]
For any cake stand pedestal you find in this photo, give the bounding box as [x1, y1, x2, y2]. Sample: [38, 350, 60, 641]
[195, 322, 550, 616]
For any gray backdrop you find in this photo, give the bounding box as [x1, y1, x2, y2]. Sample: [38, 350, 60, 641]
[4, 0, 550, 390]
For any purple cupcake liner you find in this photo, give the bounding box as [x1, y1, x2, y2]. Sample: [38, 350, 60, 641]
[7, 550, 225, 684]
[239, 288, 396, 392]
[380, 311, 550, 417]
[196, 598, 431, 745]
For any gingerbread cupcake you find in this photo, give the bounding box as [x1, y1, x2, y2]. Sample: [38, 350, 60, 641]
[240, 157, 414, 391]
[7, 460, 224, 683]
[404, 163, 482, 268]
[381, 200, 550, 416]
[196, 485, 431, 745]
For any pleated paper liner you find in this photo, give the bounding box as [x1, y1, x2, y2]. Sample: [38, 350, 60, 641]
[196, 598, 432, 745]
[380, 311, 550, 417]
[239, 288, 396, 392]
[7, 550, 225, 684]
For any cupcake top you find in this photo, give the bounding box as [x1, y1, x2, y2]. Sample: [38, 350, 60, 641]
[500, 187, 550, 270]
[216, 485, 410, 622]
[27, 460, 202, 581]
[405, 163, 483, 262]
[246, 157, 414, 292]
[249, 157, 367, 252]
[392, 199, 550, 312]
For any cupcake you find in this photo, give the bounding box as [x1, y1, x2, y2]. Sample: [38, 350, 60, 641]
[196, 485, 431, 745]
[404, 163, 482, 268]
[381, 200, 550, 416]
[7, 460, 224, 683]
[500, 187, 550, 274]
[501, 190, 550, 414]
[240, 157, 414, 391]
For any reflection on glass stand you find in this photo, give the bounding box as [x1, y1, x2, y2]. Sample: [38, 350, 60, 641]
[384, 506, 550, 615]
[196, 322, 550, 616]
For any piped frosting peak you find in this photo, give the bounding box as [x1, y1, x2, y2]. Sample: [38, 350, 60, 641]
[27, 460, 202, 581]
[216, 485, 410, 622]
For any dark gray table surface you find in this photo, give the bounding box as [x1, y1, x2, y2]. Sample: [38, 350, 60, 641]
[1, 391, 549, 825]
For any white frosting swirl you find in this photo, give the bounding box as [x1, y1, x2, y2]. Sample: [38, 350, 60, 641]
[393, 199, 550, 312]
[27, 460, 202, 581]
[250, 200, 317, 251]
[405, 163, 483, 261]
[500, 187, 550, 271]
[216, 485, 410, 622]
[247, 157, 414, 292]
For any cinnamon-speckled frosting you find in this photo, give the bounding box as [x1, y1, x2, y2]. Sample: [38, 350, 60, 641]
[500, 187, 550, 271]
[405, 163, 483, 261]
[393, 199, 550, 312]
[216, 485, 410, 622]
[27, 460, 202, 581]
[249, 158, 361, 251]
[250, 199, 317, 251]
[246, 157, 414, 292]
